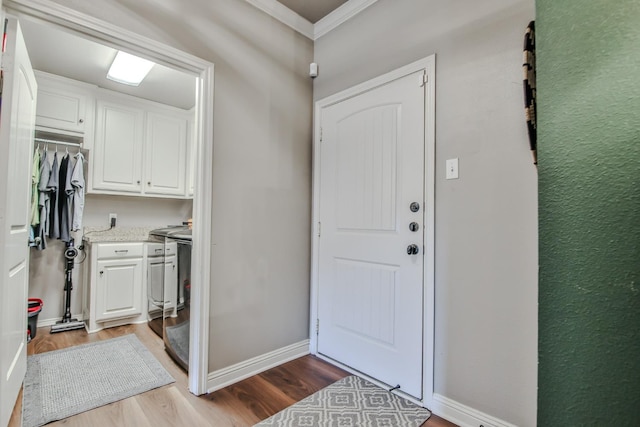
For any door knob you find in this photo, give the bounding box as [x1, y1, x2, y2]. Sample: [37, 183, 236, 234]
[409, 222, 419, 232]
[410, 202, 420, 212]
[407, 244, 419, 255]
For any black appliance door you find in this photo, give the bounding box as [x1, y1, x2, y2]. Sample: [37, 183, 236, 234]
[163, 237, 191, 371]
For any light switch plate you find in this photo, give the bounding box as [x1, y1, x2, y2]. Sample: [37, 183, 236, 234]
[446, 158, 459, 180]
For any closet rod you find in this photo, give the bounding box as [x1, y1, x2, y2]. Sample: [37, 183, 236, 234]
[34, 137, 82, 148]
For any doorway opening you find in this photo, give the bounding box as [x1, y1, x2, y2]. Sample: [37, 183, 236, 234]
[4, 0, 214, 395]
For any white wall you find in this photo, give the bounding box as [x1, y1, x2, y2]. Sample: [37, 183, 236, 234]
[29, 194, 191, 324]
[81, 194, 192, 228]
[38, 0, 314, 372]
[314, 1, 538, 425]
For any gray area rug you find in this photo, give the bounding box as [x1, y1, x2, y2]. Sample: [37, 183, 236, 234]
[255, 375, 431, 426]
[23, 334, 174, 427]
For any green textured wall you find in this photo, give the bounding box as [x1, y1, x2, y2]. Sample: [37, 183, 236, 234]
[537, 0, 640, 424]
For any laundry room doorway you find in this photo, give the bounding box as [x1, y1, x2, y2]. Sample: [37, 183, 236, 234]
[0, 3, 214, 422]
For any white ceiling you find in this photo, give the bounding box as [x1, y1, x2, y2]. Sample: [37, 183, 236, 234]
[277, 0, 348, 23]
[20, 19, 197, 110]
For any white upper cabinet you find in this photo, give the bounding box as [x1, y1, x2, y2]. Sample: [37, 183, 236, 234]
[34, 73, 194, 199]
[34, 73, 193, 199]
[92, 98, 144, 193]
[145, 112, 187, 196]
[34, 71, 95, 136]
[90, 89, 193, 198]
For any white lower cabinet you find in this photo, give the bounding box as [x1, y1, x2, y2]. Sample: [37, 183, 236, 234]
[85, 242, 145, 332]
[146, 242, 177, 316]
[84, 240, 182, 333]
[95, 257, 143, 321]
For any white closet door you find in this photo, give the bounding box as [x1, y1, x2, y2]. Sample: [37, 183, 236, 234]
[0, 18, 38, 427]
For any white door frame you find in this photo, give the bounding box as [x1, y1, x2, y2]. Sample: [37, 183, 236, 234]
[4, 0, 214, 395]
[310, 56, 435, 407]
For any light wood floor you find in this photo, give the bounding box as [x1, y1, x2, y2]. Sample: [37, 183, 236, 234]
[9, 323, 456, 427]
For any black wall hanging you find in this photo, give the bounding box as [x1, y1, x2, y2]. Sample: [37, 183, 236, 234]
[523, 21, 537, 165]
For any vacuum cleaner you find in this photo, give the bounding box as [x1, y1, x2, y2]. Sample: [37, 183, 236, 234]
[51, 238, 85, 333]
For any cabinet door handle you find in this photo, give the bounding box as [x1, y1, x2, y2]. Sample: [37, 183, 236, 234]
[137, 180, 141, 184]
[147, 181, 151, 185]
[78, 118, 84, 124]
[155, 248, 163, 254]
[114, 250, 129, 254]
[99, 271, 104, 276]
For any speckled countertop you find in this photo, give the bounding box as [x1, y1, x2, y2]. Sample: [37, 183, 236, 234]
[82, 226, 156, 243]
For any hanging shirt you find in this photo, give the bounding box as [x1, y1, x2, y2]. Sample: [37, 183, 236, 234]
[47, 152, 60, 239]
[71, 152, 85, 231]
[36, 150, 51, 250]
[30, 149, 40, 227]
[58, 153, 74, 242]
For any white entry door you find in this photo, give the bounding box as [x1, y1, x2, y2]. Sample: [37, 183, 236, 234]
[317, 70, 426, 399]
[0, 17, 38, 427]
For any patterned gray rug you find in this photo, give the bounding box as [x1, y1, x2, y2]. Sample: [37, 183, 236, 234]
[255, 375, 431, 426]
[23, 334, 174, 427]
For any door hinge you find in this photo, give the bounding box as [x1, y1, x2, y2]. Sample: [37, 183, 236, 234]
[317, 221, 321, 237]
[320, 127, 323, 142]
[316, 318, 320, 335]
[419, 71, 427, 87]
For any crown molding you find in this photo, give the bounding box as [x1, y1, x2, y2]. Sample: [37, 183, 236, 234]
[314, 0, 379, 39]
[244, 0, 314, 39]
[244, 0, 379, 41]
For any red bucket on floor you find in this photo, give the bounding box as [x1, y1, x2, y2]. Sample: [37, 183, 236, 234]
[27, 298, 43, 342]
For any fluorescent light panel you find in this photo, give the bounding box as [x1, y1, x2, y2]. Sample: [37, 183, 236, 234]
[107, 51, 155, 86]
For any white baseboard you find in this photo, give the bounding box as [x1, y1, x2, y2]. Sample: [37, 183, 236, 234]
[431, 393, 517, 427]
[36, 313, 84, 328]
[207, 340, 310, 393]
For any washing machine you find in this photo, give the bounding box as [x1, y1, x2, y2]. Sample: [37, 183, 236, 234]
[148, 226, 192, 371]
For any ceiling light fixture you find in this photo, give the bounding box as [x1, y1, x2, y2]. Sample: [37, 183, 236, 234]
[107, 51, 155, 86]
